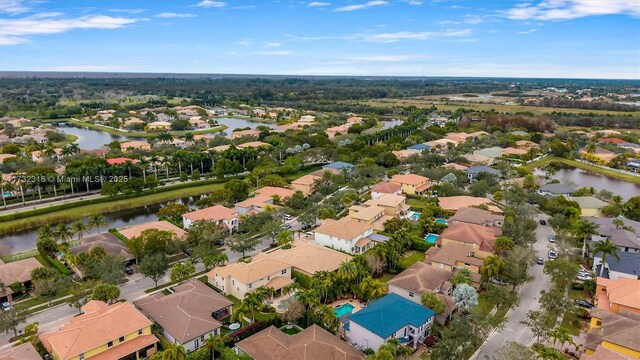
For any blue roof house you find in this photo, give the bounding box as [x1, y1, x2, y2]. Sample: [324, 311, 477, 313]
[346, 293, 435, 352]
[323, 161, 356, 172]
[406, 143, 431, 152]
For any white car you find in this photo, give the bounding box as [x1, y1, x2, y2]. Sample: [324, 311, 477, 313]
[548, 250, 557, 260]
[1, 302, 11, 311]
[283, 214, 293, 221]
[548, 235, 556, 243]
[577, 273, 592, 281]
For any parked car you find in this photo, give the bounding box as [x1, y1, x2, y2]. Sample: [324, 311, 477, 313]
[490, 278, 507, 286]
[577, 273, 592, 281]
[282, 223, 292, 229]
[548, 250, 558, 260]
[1, 302, 11, 311]
[548, 235, 556, 243]
[125, 266, 134, 275]
[536, 257, 544, 265]
[539, 219, 546, 225]
[575, 299, 594, 309]
[283, 214, 292, 221]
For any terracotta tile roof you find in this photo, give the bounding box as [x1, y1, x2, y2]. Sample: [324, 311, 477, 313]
[233, 129, 261, 137]
[255, 186, 296, 201]
[69, 233, 134, 260]
[0, 342, 41, 360]
[315, 217, 373, 241]
[292, 174, 320, 186]
[253, 240, 351, 274]
[448, 207, 505, 226]
[235, 195, 274, 208]
[355, 237, 372, 248]
[0, 154, 16, 163]
[210, 145, 231, 152]
[440, 222, 500, 252]
[134, 280, 232, 344]
[264, 276, 294, 290]
[40, 301, 153, 360]
[119, 220, 187, 240]
[390, 173, 429, 186]
[425, 242, 485, 268]
[236, 325, 364, 360]
[106, 157, 139, 165]
[596, 277, 640, 311]
[209, 258, 290, 285]
[579, 344, 635, 360]
[120, 140, 149, 148]
[237, 141, 271, 149]
[415, 183, 434, 192]
[183, 205, 238, 222]
[349, 205, 384, 222]
[0, 258, 42, 285]
[387, 261, 452, 293]
[90, 335, 157, 360]
[437, 196, 502, 213]
[364, 194, 406, 208]
[441, 163, 468, 171]
[371, 182, 402, 194]
[502, 147, 528, 155]
[392, 150, 416, 160]
[600, 137, 627, 145]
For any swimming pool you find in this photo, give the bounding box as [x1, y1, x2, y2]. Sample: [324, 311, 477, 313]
[2, 192, 11, 198]
[409, 211, 421, 221]
[334, 303, 355, 318]
[424, 233, 439, 244]
[435, 218, 448, 225]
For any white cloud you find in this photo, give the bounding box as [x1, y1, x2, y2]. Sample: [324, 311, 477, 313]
[348, 54, 423, 62]
[0, 13, 140, 45]
[464, 15, 483, 24]
[308, 2, 331, 7]
[196, 0, 227, 8]
[109, 9, 147, 14]
[403, 0, 423, 5]
[155, 12, 197, 18]
[504, 0, 640, 20]
[0, 0, 29, 15]
[237, 39, 252, 46]
[257, 50, 292, 55]
[347, 29, 473, 42]
[334, 0, 388, 12]
[263, 42, 282, 47]
[518, 28, 539, 34]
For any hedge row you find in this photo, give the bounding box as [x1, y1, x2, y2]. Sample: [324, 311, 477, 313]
[40, 253, 74, 276]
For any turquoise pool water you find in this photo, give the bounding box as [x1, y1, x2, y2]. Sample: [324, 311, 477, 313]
[435, 218, 448, 225]
[2, 192, 11, 197]
[334, 303, 355, 318]
[410, 212, 421, 220]
[424, 233, 439, 243]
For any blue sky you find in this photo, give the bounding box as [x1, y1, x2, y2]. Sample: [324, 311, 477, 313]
[0, 0, 639, 78]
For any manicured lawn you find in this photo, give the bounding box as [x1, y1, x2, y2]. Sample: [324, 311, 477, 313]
[406, 197, 429, 210]
[280, 327, 301, 335]
[471, 295, 495, 317]
[523, 156, 640, 185]
[377, 272, 396, 283]
[400, 251, 426, 269]
[561, 310, 583, 336]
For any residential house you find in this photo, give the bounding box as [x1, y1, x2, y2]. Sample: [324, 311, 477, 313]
[0, 258, 41, 303]
[448, 207, 504, 227]
[119, 220, 187, 241]
[348, 204, 386, 231]
[595, 277, 640, 314]
[593, 250, 640, 280]
[585, 217, 640, 253]
[444, 132, 472, 144]
[106, 157, 139, 166]
[515, 140, 541, 149]
[252, 240, 351, 277]
[235, 324, 364, 360]
[237, 141, 271, 150]
[69, 233, 135, 264]
[424, 139, 457, 153]
[572, 196, 609, 217]
[313, 217, 376, 254]
[389, 174, 432, 195]
[182, 205, 239, 232]
[464, 166, 501, 182]
[0, 342, 41, 360]
[39, 300, 158, 360]
[0, 154, 16, 164]
[407, 143, 431, 152]
[155, 114, 174, 123]
[255, 186, 296, 202]
[207, 258, 292, 300]
[473, 147, 504, 160]
[364, 194, 409, 217]
[441, 163, 468, 171]
[580, 344, 636, 360]
[31, 148, 63, 162]
[424, 243, 484, 286]
[537, 183, 577, 197]
[234, 195, 275, 215]
[189, 117, 209, 129]
[347, 116, 364, 125]
[437, 196, 502, 214]
[124, 117, 145, 129]
[291, 174, 320, 196]
[231, 129, 261, 139]
[134, 280, 233, 352]
[392, 150, 418, 161]
[584, 309, 640, 358]
[346, 293, 436, 351]
[120, 141, 151, 152]
[599, 138, 628, 146]
[298, 115, 316, 124]
[438, 222, 500, 258]
[147, 121, 171, 131]
[580, 147, 617, 163]
[326, 125, 350, 139]
[462, 153, 493, 166]
[323, 161, 355, 172]
[370, 182, 402, 199]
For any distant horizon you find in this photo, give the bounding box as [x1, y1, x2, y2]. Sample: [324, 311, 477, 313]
[2, 70, 639, 82]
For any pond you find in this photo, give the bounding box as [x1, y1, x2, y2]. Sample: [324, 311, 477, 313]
[55, 122, 144, 150]
[380, 119, 404, 129]
[0, 196, 201, 256]
[535, 167, 640, 200]
[214, 117, 277, 137]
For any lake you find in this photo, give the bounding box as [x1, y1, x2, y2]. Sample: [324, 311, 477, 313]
[55, 122, 143, 149]
[381, 119, 404, 129]
[536, 167, 640, 200]
[214, 117, 277, 137]
[0, 196, 200, 256]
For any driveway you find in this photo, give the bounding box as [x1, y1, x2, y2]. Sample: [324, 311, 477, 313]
[471, 214, 554, 359]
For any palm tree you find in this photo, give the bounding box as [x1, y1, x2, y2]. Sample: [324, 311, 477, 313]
[202, 334, 224, 360]
[38, 224, 54, 240]
[337, 260, 360, 286]
[612, 217, 625, 229]
[55, 223, 73, 243]
[480, 255, 505, 281]
[451, 268, 472, 286]
[231, 302, 252, 325]
[162, 343, 187, 360]
[296, 289, 320, 311]
[359, 276, 387, 301]
[571, 219, 598, 259]
[71, 219, 88, 242]
[88, 214, 107, 234]
[314, 304, 340, 333]
[242, 292, 263, 323]
[592, 238, 620, 277]
[310, 271, 332, 303]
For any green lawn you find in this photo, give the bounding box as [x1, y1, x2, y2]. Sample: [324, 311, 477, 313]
[280, 327, 301, 335]
[406, 197, 429, 211]
[523, 156, 640, 185]
[400, 251, 426, 269]
[377, 272, 396, 283]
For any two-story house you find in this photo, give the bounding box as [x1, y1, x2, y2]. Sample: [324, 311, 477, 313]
[389, 174, 432, 195]
[585, 217, 640, 253]
[207, 258, 292, 300]
[182, 205, 239, 232]
[448, 207, 504, 227]
[438, 222, 500, 259]
[313, 217, 376, 254]
[40, 301, 158, 360]
[347, 293, 436, 352]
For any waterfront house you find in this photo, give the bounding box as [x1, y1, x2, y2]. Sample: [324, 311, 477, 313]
[182, 205, 239, 232]
[0, 258, 41, 303]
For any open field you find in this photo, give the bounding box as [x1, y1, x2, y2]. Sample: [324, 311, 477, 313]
[523, 156, 640, 184]
[53, 118, 227, 138]
[358, 99, 640, 117]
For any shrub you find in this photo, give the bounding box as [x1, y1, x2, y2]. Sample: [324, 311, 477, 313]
[292, 270, 311, 289]
[40, 253, 73, 276]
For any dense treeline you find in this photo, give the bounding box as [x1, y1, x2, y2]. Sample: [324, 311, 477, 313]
[531, 97, 639, 112]
[550, 112, 639, 128]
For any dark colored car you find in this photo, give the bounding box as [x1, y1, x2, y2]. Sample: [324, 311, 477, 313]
[574, 299, 594, 309]
[536, 257, 544, 265]
[539, 219, 546, 225]
[125, 266, 134, 275]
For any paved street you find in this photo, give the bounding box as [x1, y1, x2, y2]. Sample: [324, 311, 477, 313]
[472, 213, 554, 359]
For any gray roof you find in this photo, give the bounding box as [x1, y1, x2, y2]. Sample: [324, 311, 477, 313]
[585, 217, 640, 250]
[69, 233, 133, 261]
[510, 130, 529, 136]
[539, 183, 577, 194]
[323, 161, 355, 171]
[473, 147, 504, 159]
[572, 196, 609, 209]
[407, 144, 430, 151]
[366, 233, 390, 243]
[595, 251, 640, 277]
[465, 166, 501, 175]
